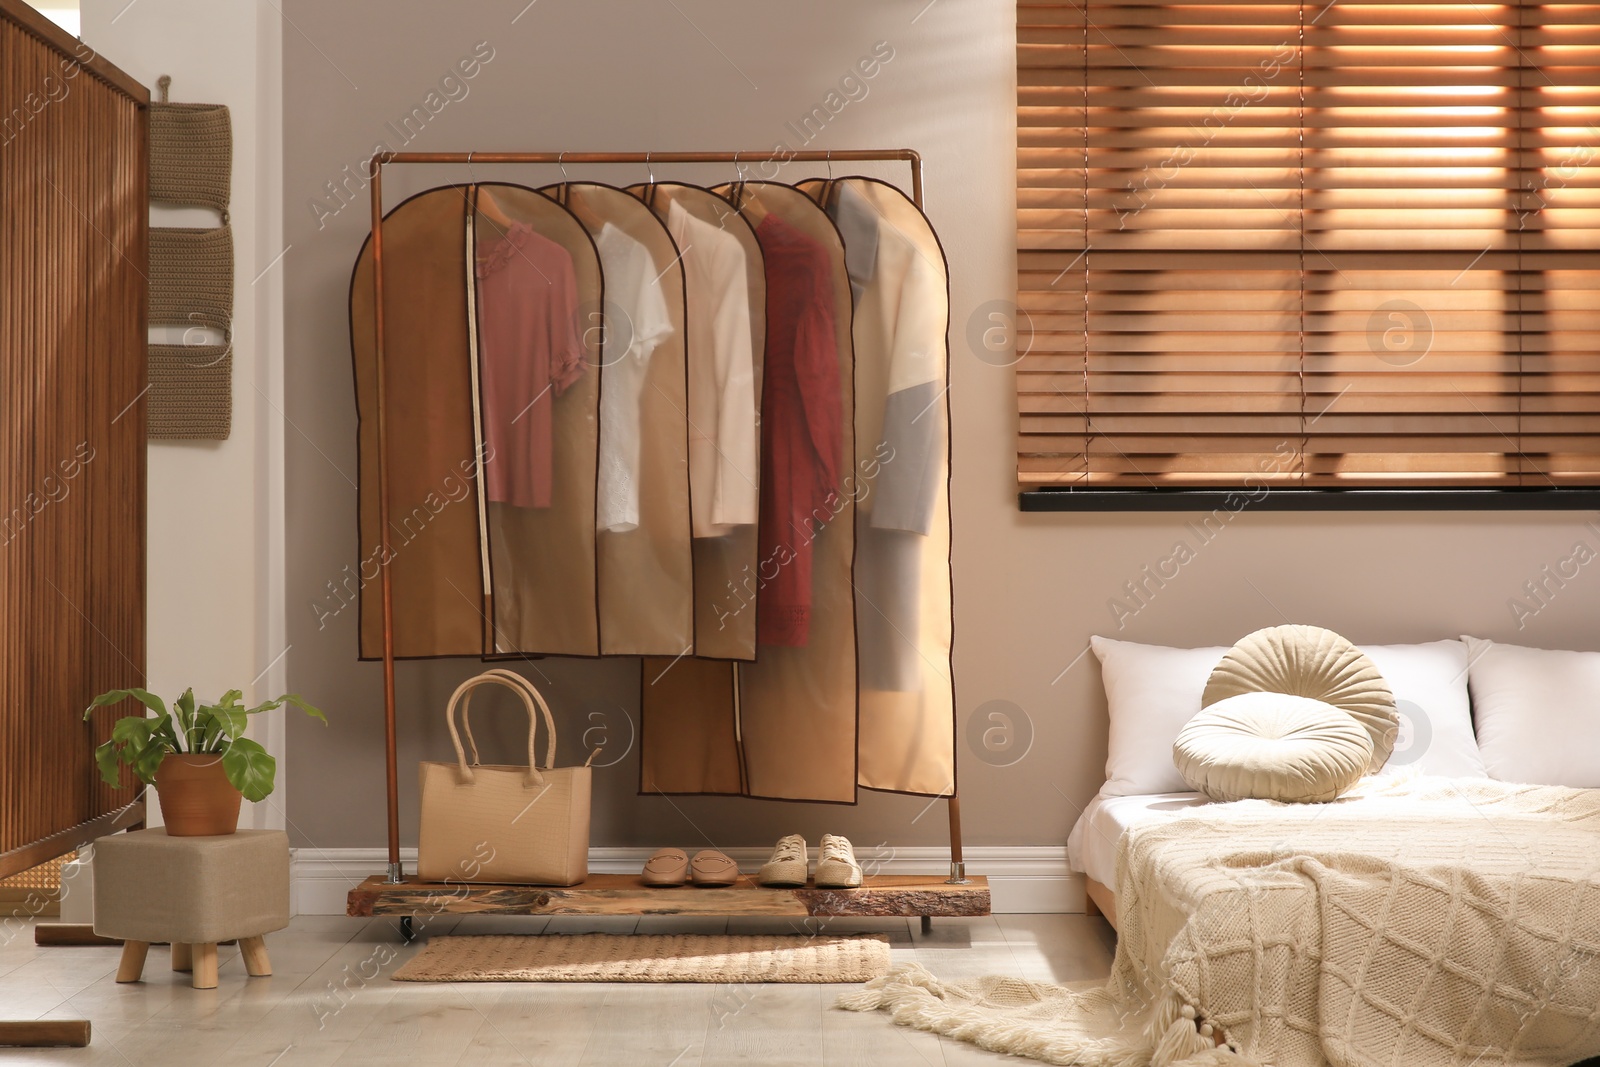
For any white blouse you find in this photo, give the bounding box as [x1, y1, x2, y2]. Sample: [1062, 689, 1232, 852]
[667, 198, 760, 538]
[594, 222, 674, 533]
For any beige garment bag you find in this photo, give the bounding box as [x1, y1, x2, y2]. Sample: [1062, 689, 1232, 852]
[640, 181, 859, 803]
[350, 188, 485, 659]
[803, 177, 956, 799]
[471, 184, 605, 658]
[541, 182, 695, 657]
[630, 182, 767, 662]
[418, 669, 592, 886]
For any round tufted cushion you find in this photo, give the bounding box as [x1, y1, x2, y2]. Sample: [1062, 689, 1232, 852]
[1202, 624, 1398, 772]
[1174, 692, 1375, 803]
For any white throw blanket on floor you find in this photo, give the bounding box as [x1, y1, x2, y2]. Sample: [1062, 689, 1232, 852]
[841, 777, 1600, 1066]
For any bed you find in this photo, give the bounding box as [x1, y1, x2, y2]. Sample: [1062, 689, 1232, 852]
[848, 635, 1600, 1066]
[1066, 790, 1208, 932]
[859, 771, 1600, 1066]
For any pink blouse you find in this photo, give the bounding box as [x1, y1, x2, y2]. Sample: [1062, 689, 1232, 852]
[475, 222, 585, 509]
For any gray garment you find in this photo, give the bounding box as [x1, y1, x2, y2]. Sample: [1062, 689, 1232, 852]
[857, 527, 924, 692]
[830, 183, 943, 534]
[831, 183, 879, 305]
[827, 182, 949, 690]
[874, 380, 943, 535]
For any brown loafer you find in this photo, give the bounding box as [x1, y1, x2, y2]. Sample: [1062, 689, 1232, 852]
[689, 850, 739, 887]
[642, 847, 689, 887]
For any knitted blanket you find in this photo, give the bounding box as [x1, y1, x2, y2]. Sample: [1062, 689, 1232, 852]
[840, 777, 1600, 1066]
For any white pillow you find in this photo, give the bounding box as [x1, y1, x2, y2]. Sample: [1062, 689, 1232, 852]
[1090, 636, 1227, 796]
[1174, 691, 1374, 803]
[1091, 636, 1487, 796]
[1463, 637, 1600, 787]
[1359, 641, 1488, 779]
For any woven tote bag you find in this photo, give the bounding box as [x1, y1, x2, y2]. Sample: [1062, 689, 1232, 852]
[417, 669, 591, 886]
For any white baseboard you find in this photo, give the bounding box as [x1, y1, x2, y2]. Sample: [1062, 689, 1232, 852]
[291, 845, 1083, 917]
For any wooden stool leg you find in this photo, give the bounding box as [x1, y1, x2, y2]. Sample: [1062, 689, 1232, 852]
[191, 943, 218, 990]
[239, 935, 271, 977]
[171, 942, 193, 972]
[115, 940, 149, 983]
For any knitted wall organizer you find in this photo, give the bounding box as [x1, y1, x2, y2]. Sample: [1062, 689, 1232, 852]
[147, 74, 233, 441]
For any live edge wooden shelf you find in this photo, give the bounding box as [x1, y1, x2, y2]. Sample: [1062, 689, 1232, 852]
[349, 873, 990, 931]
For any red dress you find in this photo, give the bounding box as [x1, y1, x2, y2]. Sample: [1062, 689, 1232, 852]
[753, 214, 843, 647]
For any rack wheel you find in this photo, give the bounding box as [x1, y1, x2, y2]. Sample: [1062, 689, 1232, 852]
[398, 916, 415, 943]
[921, 916, 932, 934]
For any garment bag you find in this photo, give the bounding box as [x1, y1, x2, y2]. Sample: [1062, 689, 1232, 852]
[541, 183, 693, 657]
[639, 655, 745, 795]
[801, 177, 955, 797]
[722, 181, 859, 802]
[629, 183, 766, 661]
[640, 182, 859, 803]
[633, 183, 766, 796]
[349, 187, 485, 659]
[470, 184, 603, 657]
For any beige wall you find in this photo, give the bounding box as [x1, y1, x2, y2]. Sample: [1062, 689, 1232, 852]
[281, 0, 1600, 854]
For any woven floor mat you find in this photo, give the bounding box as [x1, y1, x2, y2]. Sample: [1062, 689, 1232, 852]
[391, 932, 892, 984]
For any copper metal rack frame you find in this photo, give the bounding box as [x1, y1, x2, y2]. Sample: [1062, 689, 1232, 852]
[363, 149, 968, 896]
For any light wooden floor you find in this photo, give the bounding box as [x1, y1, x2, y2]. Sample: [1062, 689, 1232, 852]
[0, 912, 1117, 1066]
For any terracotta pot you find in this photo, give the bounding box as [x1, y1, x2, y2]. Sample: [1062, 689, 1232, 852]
[154, 753, 242, 836]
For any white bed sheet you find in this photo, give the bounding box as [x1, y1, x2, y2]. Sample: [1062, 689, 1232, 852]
[1066, 790, 1211, 889]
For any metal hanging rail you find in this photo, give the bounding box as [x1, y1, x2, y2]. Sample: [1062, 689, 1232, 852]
[364, 149, 962, 891]
[370, 149, 922, 209]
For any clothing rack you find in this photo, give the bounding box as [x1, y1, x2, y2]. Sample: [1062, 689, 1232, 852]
[363, 149, 968, 899]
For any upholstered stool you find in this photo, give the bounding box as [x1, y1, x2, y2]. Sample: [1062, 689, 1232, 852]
[92, 828, 290, 989]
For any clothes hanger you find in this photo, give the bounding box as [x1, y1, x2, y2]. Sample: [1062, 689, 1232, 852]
[477, 188, 516, 231]
[470, 152, 517, 232]
[644, 152, 667, 210]
[733, 153, 769, 226]
[810, 150, 836, 212]
[557, 153, 606, 232]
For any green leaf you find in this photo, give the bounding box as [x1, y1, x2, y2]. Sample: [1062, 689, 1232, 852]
[109, 715, 154, 747]
[195, 707, 246, 750]
[192, 710, 222, 753]
[133, 744, 167, 787]
[280, 695, 326, 723]
[150, 718, 179, 751]
[221, 737, 276, 802]
[242, 693, 326, 724]
[93, 739, 123, 789]
[84, 688, 168, 723]
[174, 688, 197, 747]
[87, 701, 188, 789]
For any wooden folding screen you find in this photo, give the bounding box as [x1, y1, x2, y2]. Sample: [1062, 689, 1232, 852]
[1018, 0, 1600, 489]
[0, 0, 148, 877]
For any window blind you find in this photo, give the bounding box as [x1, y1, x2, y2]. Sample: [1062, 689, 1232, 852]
[1017, 0, 1600, 490]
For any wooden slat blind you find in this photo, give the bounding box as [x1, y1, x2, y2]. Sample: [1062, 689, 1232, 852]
[1018, 0, 1600, 488]
[1, 0, 147, 873]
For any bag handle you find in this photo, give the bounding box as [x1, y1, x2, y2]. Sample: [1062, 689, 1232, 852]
[444, 669, 558, 786]
[461, 668, 559, 768]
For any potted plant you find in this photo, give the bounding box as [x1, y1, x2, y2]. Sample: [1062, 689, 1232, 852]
[86, 687, 325, 836]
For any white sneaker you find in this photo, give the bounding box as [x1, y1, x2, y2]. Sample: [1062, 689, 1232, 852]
[814, 834, 863, 888]
[758, 834, 809, 887]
